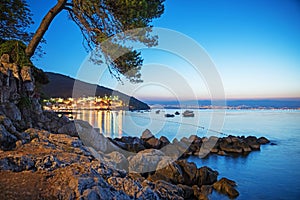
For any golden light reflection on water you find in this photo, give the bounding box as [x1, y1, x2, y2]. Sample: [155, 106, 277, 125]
[74, 110, 124, 138]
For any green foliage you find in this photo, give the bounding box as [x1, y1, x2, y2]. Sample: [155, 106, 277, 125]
[114, 50, 143, 83]
[0, 40, 49, 85]
[67, 0, 165, 83]
[0, 40, 33, 66]
[106, 0, 165, 29]
[32, 67, 49, 85]
[0, 0, 33, 42]
[1, 0, 165, 83]
[18, 96, 32, 109]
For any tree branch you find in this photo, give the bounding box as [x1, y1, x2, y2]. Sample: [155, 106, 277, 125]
[25, 0, 67, 57]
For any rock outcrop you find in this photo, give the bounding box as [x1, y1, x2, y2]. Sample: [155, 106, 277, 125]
[0, 129, 133, 199]
[0, 54, 83, 150]
[0, 128, 236, 200]
[108, 129, 270, 159]
[213, 178, 239, 198]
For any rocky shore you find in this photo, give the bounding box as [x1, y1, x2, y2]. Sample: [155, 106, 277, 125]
[108, 129, 270, 158]
[0, 53, 270, 199]
[0, 128, 242, 199]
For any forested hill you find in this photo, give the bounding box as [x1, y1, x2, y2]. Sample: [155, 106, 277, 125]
[41, 72, 150, 110]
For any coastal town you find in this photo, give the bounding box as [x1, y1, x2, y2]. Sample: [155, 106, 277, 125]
[43, 95, 125, 111]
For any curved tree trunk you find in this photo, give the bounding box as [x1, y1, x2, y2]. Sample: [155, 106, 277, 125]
[25, 0, 67, 58]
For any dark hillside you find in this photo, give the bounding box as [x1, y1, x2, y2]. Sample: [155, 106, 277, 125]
[41, 72, 150, 110]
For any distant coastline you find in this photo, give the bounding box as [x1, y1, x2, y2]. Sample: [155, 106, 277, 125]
[146, 98, 300, 110]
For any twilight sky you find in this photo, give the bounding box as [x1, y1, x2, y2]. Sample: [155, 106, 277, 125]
[28, 0, 300, 100]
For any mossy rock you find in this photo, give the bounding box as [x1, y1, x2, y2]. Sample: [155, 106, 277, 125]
[0, 40, 33, 67]
[0, 40, 49, 85]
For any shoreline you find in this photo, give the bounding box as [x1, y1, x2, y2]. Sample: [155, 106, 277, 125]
[1, 125, 271, 199]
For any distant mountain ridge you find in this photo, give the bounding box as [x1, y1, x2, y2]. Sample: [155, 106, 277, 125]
[42, 72, 150, 110]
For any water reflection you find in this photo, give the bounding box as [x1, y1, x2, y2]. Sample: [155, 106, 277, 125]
[74, 110, 124, 138]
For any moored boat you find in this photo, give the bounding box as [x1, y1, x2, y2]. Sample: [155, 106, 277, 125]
[183, 110, 194, 117]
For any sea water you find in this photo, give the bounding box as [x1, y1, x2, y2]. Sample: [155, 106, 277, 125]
[74, 109, 300, 199]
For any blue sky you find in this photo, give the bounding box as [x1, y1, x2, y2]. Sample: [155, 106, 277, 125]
[28, 0, 300, 100]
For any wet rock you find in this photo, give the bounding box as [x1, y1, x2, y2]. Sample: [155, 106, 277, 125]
[238, 141, 252, 152]
[213, 177, 239, 198]
[217, 150, 226, 156]
[176, 160, 198, 186]
[113, 136, 145, 153]
[149, 158, 184, 184]
[144, 137, 161, 149]
[159, 136, 170, 148]
[177, 184, 194, 199]
[197, 166, 218, 186]
[192, 185, 213, 200]
[200, 185, 213, 196]
[219, 141, 243, 153]
[257, 136, 270, 144]
[244, 136, 261, 150]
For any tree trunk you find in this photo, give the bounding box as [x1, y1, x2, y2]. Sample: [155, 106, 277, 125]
[25, 0, 67, 58]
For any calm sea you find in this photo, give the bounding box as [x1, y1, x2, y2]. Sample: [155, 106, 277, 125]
[74, 109, 300, 199]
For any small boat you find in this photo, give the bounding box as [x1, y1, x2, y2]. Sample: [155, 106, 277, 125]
[165, 113, 175, 118]
[183, 110, 194, 117]
[174, 111, 180, 115]
[155, 110, 160, 114]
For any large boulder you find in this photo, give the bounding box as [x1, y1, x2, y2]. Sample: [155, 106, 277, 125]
[219, 139, 243, 154]
[244, 136, 261, 150]
[213, 177, 239, 198]
[144, 137, 161, 149]
[149, 158, 184, 184]
[159, 136, 170, 148]
[105, 151, 129, 171]
[196, 166, 218, 186]
[128, 149, 168, 173]
[57, 122, 78, 137]
[113, 136, 145, 153]
[176, 160, 198, 186]
[75, 120, 119, 153]
[141, 129, 154, 140]
[140, 129, 162, 149]
[257, 136, 270, 144]
[161, 143, 182, 159]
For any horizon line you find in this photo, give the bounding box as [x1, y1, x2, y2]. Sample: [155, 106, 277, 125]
[141, 97, 300, 102]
